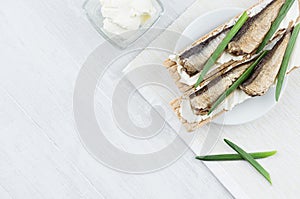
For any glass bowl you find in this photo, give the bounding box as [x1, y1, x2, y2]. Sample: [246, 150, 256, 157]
[83, 0, 164, 49]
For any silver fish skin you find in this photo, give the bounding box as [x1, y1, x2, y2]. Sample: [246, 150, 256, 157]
[228, 0, 285, 55]
[240, 29, 292, 96]
[179, 29, 230, 75]
[189, 61, 253, 115]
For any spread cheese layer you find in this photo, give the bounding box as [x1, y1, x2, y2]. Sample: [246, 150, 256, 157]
[100, 0, 157, 35]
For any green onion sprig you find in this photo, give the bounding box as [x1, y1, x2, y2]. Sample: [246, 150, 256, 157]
[208, 51, 269, 115]
[224, 139, 272, 184]
[194, 12, 249, 88]
[276, 23, 300, 101]
[257, 0, 296, 52]
[196, 151, 277, 161]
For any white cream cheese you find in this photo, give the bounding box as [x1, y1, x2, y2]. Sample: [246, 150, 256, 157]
[179, 89, 251, 123]
[100, 0, 156, 35]
[216, 52, 244, 64]
[248, 0, 273, 17]
[179, 98, 211, 123]
[222, 89, 251, 111]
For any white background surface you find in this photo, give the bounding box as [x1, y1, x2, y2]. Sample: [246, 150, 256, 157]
[0, 0, 232, 198]
[1, 0, 300, 198]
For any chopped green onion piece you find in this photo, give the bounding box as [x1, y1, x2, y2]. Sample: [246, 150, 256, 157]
[208, 51, 268, 115]
[257, 0, 296, 52]
[194, 12, 249, 88]
[196, 151, 277, 161]
[224, 139, 272, 184]
[276, 23, 300, 101]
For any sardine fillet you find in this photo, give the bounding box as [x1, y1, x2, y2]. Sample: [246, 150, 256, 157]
[189, 61, 253, 115]
[228, 0, 285, 55]
[179, 29, 229, 74]
[240, 30, 291, 96]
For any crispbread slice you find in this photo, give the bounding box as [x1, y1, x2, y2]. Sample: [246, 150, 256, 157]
[163, 59, 194, 93]
[170, 97, 226, 132]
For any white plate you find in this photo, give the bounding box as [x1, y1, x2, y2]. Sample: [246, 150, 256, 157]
[176, 7, 291, 125]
